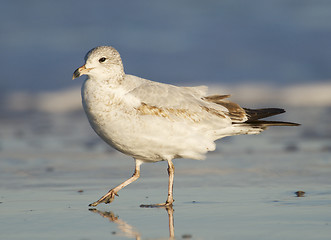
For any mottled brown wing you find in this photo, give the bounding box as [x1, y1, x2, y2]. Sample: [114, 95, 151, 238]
[203, 95, 247, 123]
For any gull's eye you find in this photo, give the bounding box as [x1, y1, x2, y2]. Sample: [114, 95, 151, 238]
[99, 57, 106, 63]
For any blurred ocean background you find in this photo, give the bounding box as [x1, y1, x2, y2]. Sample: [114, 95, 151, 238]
[1, 1, 331, 240]
[2, 0, 331, 90]
[1, 1, 331, 112]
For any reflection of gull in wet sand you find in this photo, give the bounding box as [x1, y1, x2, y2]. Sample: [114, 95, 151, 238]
[73, 46, 299, 207]
[89, 209, 141, 239]
[89, 206, 175, 239]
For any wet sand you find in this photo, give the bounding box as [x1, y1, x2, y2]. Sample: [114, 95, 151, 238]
[1, 106, 331, 239]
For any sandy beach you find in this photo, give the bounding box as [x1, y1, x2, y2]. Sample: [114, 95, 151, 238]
[1, 89, 330, 239]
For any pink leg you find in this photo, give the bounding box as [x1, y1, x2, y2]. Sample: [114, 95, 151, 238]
[165, 159, 175, 205]
[140, 159, 175, 207]
[89, 159, 143, 207]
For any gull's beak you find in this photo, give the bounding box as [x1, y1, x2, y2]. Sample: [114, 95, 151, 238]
[72, 65, 90, 80]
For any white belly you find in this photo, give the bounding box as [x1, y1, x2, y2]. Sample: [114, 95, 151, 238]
[86, 107, 214, 161]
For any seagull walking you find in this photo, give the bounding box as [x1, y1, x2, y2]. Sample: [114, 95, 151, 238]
[73, 46, 299, 207]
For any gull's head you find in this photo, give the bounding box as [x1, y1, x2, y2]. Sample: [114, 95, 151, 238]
[72, 46, 124, 81]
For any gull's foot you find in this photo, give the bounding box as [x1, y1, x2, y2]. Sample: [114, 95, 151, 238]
[140, 200, 174, 208]
[89, 189, 119, 207]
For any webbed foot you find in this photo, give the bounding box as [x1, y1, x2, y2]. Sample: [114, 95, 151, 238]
[89, 189, 119, 207]
[140, 199, 174, 208]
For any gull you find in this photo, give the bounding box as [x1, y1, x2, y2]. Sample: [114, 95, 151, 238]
[72, 46, 299, 207]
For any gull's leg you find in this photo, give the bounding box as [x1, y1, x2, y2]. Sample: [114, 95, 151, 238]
[165, 159, 175, 205]
[89, 159, 143, 207]
[140, 159, 175, 207]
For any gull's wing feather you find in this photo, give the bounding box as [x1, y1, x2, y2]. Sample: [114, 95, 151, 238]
[203, 95, 248, 122]
[125, 75, 256, 126]
[128, 81, 207, 109]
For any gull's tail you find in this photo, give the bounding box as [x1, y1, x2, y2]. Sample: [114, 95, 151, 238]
[203, 94, 300, 137]
[237, 108, 300, 130]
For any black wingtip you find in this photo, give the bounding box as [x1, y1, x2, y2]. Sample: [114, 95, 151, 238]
[246, 120, 300, 127]
[244, 108, 287, 121]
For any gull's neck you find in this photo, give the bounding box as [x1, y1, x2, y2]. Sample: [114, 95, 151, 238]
[90, 65, 125, 87]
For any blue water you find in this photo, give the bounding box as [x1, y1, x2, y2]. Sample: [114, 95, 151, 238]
[1, 0, 331, 92]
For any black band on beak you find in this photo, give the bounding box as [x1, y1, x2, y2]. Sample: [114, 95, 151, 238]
[73, 68, 81, 79]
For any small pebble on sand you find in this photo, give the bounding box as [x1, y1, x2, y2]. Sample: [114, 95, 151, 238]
[182, 234, 192, 239]
[295, 191, 305, 197]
